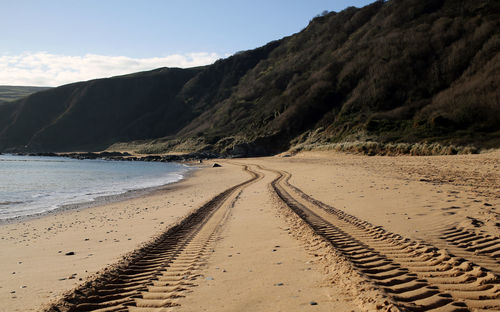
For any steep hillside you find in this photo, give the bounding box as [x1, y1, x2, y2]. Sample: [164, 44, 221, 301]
[0, 86, 51, 104]
[175, 0, 499, 153]
[0, 68, 201, 151]
[1, 0, 499, 155]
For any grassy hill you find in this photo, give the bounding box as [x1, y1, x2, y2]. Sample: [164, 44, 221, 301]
[0, 86, 51, 104]
[0, 0, 499, 155]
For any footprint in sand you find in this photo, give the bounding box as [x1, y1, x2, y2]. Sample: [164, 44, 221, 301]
[466, 216, 485, 227]
[441, 206, 461, 211]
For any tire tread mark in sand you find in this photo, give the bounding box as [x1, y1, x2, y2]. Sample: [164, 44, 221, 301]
[439, 227, 500, 275]
[128, 188, 243, 312]
[44, 166, 261, 312]
[264, 167, 500, 312]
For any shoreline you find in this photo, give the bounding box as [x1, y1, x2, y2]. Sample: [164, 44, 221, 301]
[0, 158, 197, 226]
[0, 160, 250, 312]
[10, 151, 219, 162]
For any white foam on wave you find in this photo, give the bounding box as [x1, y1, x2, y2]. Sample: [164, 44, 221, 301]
[0, 156, 192, 220]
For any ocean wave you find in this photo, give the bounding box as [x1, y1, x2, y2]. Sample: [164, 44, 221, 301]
[0, 156, 190, 220]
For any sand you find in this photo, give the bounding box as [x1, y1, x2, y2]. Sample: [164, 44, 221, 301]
[257, 150, 500, 241]
[0, 163, 248, 312]
[176, 165, 360, 312]
[1, 151, 498, 311]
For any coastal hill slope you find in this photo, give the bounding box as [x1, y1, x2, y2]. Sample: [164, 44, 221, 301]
[0, 86, 51, 104]
[0, 0, 498, 155]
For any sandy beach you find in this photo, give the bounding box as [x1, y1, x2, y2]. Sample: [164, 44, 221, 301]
[0, 163, 248, 311]
[1, 151, 499, 311]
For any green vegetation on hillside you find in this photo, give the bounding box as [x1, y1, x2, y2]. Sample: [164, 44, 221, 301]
[0, 0, 498, 155]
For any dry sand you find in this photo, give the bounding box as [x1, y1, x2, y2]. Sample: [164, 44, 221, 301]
[176, 165, 360, 312]
[1, 151, 499, 311]
[256, 150, 500, 241]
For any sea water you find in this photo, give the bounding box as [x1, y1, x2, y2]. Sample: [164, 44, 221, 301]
[0, 154, 190, 220]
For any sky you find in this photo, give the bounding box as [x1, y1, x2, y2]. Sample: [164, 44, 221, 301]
[0, 0, 373, 87]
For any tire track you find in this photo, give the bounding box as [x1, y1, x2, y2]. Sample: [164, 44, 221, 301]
[264, 166, 500, 311]
[439, 227, 500, 276]
[45, 165, 261, 312]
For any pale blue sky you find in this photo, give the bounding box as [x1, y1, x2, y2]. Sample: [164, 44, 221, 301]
[0, 0, 374, 86]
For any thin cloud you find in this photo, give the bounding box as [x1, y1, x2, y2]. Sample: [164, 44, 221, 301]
[0, 52, 222, 87]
